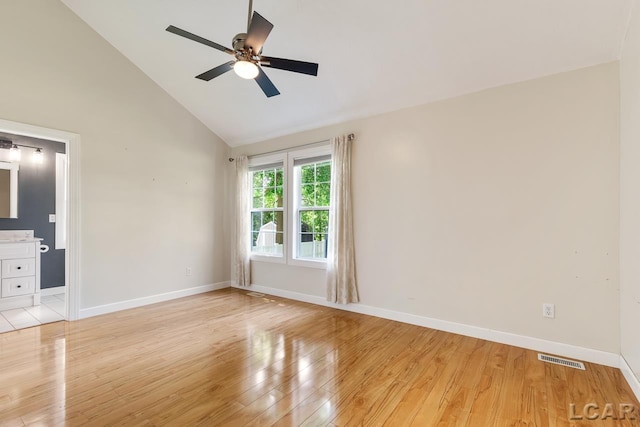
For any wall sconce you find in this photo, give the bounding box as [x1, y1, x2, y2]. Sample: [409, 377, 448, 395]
[0, 138, 44, 164]
[33, 148, 44, 164]
[9, 145, 21, 161]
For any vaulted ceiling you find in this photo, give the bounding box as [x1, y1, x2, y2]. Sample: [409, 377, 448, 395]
[61, 0, 634, 146]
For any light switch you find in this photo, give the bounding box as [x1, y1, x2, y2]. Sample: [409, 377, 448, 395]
[49, 214, 56, 223]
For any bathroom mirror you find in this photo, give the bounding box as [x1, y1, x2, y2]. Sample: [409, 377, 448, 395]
[0, 162, 19, 218]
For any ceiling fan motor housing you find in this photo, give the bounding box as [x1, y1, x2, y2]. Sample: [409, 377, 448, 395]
[232, 33, 248, 51]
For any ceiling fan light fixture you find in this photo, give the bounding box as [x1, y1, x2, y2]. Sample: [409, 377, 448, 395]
[234, 60, 259, 79]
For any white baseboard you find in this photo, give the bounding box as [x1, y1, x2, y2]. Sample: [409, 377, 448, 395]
[0, 295, 37, 312]
[620, 356, 640, 401]
[235, 283, 620, 368]
[80, 281, 232, 319]
[41, 286, 65, 297]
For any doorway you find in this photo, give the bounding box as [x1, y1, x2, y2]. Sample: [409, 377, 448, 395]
[0, 119, 79, 326]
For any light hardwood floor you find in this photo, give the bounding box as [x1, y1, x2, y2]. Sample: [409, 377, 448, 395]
[0, 288, 637, 426]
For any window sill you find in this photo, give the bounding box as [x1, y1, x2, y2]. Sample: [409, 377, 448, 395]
[288, 258, 327, 269]
[250, 254, 285, 264]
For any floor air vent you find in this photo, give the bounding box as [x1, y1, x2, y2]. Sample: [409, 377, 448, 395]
[246, 292, 265, 298]
[538, 353, 585, 370]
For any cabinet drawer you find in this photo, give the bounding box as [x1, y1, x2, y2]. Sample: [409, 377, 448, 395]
[2, 258, 36, 278]
[0, 243, 36, 260]
[2, 276, 36, 298]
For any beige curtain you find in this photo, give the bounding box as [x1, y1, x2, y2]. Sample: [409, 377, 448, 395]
[326, 134, 359, 303]
[235, 156, 251, 286]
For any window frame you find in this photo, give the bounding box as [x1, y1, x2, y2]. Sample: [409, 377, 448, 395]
[287, 145, 332, 269]
[248, 153, 287, 264]
[246, 145, 332, 269]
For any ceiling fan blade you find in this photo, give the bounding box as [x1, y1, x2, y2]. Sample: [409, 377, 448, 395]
[195, 61, 235, 81]
[245, 12, 273, 54]
[260, 56, 318, 76]
[255, 67, 280, 98]
[166, 25, 234, 55]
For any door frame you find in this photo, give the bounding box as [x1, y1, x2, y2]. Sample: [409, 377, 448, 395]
[0, 118, 80, 320]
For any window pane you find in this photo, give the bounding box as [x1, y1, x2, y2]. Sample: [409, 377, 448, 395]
[264, 187, 277, 208]
[251, 212, 261, 232]
[250, 165, 284, 257]
[300, 210, 315, 233]
[301, 165, 315, 184]
[297, 208, 329, 259]
[252, 188, 264, 209]
[262, 211, 274, 224]
[299, 232, 314, 242]
[315, 210, 329, 234]
[252, 171, 263, 188]
[316, 183, 330, 206]
[297, 233, 328, 259]
[316, 162, 331, 183]
[314, 234, 328, 258]
[252, 209, 283, 256]
[301, 184, 314, 207]
[264, 169, 275, 187]
[298, 233, 314, 258]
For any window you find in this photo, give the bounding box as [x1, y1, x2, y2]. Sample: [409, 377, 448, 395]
[250, 162, 284, 257]
[247, 146, 331, 267]
[293, 157, 331, 260]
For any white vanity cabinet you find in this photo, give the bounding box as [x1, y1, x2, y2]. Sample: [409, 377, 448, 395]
[0, 232, 42, 311]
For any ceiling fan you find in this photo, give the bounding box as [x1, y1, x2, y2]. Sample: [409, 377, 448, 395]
[166, 0, 319, 98]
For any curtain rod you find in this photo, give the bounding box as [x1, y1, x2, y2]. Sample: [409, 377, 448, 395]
[229, 133, 354, 162]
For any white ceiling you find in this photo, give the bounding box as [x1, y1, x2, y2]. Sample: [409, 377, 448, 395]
[61, 0, 634, 146]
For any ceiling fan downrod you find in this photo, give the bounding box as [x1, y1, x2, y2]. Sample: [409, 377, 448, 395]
[247, 0, 254, 32]
[233, 0, 254, 53]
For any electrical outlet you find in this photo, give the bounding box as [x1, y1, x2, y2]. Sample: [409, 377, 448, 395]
[543, 303, 555, 318]
[48, 214, 56, 223]
[186, 268, 192, 277]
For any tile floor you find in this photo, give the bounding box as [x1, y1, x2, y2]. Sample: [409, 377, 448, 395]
[0, 292, 65, 333]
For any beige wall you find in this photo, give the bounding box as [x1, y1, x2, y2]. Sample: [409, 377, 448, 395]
[620, 3, 640, 383]
[0, 0, 231, 309]
[233, 62, 621, 353]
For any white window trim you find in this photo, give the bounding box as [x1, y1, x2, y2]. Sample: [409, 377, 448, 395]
[248, 153, 287, 264]
[287, 145, 331, 269]
[247, 145, 331, 269]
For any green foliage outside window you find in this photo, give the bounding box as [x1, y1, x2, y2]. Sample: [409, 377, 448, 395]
[252, 169, 283, 209]
[299, 161, 331, 242]
[251, 167, 284, 250]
